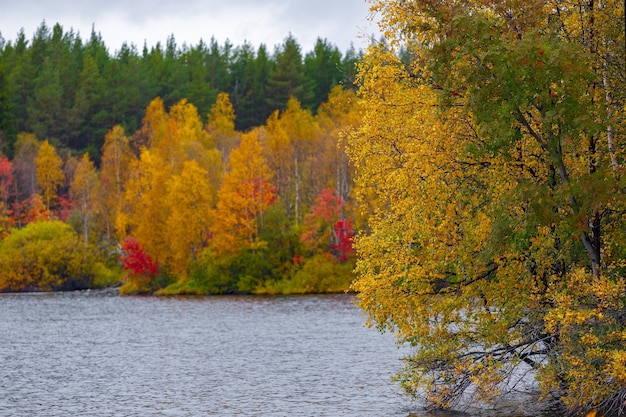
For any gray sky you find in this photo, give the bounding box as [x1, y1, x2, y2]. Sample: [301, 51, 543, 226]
[0, 0, 381, 53]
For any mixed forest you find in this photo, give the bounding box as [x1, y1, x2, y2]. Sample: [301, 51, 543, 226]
[0, 21, 363, 295]
[1, 1, 626, 415]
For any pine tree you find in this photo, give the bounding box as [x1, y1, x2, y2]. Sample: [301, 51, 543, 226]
[266, 34, 313, 111]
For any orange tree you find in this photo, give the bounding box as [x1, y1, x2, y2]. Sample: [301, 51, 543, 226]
[210, 130, 276, 255]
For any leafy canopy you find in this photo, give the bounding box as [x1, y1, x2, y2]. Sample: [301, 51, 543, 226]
[349, 0, 625, 414]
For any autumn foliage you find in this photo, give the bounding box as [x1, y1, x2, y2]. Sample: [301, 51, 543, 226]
[120, 236, 159, 277]
[349, 0, 625, 415]
[332, 219, 354, 262]
[301, 188, 354, 262]
[0, 221, 100, 292]
[0, 157, 14, 237]
[1, 15, 624, 417]
[0, 83, 361, 296]
[210, 130, 277, 255]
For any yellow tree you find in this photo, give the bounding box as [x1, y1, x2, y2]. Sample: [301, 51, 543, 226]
[117, 148, 171, 266]
[165, 160, 213, 275]
[170, 95, 222, 197]
[118, 98, 226, 279]
[263, 110, 294, 211]
[98, 125, 133, 242]
[281, 97, 318, 225]
[263, 97, 318, 224]
[211, 131, 276, 255]
[207, 92, 240, 163]
[149, 98, 212, 171]
[315, 86, 362, 211]
[137, 97, 168, 153]
[35, 140, 64, 213]
[70, 153, 98, 245]
[349, 1, 625, 414]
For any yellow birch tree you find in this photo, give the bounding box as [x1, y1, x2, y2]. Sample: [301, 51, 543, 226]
[349, 0, 625, 414]
[99, 125, 133, 242]
[207, 92, 240, 163]
[35, 140, 64, 213]
[70, 153, 98, 245]
[211, 131, 276, 255]
[117, 148, 171, 268]
[165, 160, 213, 275]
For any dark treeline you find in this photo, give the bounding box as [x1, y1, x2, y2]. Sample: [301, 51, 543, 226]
[0, 21, 362, 159]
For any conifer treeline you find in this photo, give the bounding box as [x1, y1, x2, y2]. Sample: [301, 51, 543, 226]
[0, 21, 362, 158]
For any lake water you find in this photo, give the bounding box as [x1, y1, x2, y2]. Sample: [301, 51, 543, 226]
[0, 291, 551, 416]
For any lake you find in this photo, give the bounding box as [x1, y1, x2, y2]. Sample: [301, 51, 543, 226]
[0, 291, 551, 416]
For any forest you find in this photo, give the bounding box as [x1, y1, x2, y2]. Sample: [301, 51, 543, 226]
[0, 21, 361, 156]
[1, 1, 626, 415]
[0, 21, 363, 295]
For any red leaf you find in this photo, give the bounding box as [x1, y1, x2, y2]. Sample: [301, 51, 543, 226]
[332, 219, 355, 262]
[120, 236, 159, 276]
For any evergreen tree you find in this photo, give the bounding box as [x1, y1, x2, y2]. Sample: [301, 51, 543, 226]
[338, 44, 361, 89]
[181, 40, 215, 117]
[251, 44, 273, 126]
[84, 27, 109, 71]
[103, 42, 156, 150]
[0, 62, 16, 155]
[160, 35, 187, 107]
[266, 34, 313, 111]
[206, 37, 231, 98]
[229, 42, 257, 131]
[5, 30, 34, 141]
[68, 54, 103, 150]
[27, 56, 64, 142]
[0, 22, 363, 156]
[304, 38, 342, 110]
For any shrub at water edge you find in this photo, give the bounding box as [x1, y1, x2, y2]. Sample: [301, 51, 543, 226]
[0, 221, 114, 292]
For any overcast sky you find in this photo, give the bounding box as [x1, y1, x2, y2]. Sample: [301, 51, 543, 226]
[0, 0, 381, 54]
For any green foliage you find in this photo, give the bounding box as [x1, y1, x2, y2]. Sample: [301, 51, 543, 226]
[258, 253, 355, 295]
[0, 62, 16, 154]
[157, 257, 237, 295]
[0, 221, 109, 291]
[158, 243, 355, 296]
[158, 248, 277, 295]
[267, 34, 314, 111]
[304, 38, 344, 110]
[258, 202, 303, 279]
[0, 22, 361, 156]
[91, 262, 122, 288]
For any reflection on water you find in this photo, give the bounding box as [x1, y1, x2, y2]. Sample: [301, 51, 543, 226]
[0, 291, 554, 416]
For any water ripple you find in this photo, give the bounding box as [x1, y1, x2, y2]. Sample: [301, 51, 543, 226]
[0, 292, 411, 416]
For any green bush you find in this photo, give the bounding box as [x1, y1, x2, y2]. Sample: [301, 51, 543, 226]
[157, 259, 235, 295]
[91, 262, 122, 288]
[257, 253, 355, 294]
